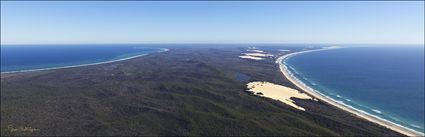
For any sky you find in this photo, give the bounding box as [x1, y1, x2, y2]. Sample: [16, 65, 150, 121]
[1, 1, 424, 45]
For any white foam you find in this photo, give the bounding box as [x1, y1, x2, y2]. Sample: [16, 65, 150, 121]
[372, 109, 382, 114]
[410, 124, 422, 129]
[335, 100, 344, 104]
[276, 46, 424, 136]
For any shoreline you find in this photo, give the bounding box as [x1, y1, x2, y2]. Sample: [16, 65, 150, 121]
[1, 48, 169, 74]
[276, 47, 424, 136]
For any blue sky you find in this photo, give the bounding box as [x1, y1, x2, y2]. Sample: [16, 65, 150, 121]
[1, 1, 424, 44]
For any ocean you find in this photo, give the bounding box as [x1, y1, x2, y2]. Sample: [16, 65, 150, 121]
[283, 46, 424, 133]
[1, 44, 164, 72]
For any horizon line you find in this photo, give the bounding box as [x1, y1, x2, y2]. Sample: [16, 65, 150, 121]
[1, 42, 424, 46]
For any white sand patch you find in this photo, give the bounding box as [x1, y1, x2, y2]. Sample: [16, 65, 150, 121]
[239, 48, 274, 60]
[247, 49, 264, 53]
[244, 53, 274, 57]
[239, 55, 264, 60]
[247, 81, 312, 111]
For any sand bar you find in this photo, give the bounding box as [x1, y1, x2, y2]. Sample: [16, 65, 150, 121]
[276, 47, 424, 136]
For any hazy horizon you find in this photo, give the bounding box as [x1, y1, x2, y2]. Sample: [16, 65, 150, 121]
[1, 42, 425, 46]
[1, 1, 424, 45]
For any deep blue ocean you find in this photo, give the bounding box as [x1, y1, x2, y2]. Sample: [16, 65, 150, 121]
[284, 46, 424, 133]
[1, 45, 163, 72]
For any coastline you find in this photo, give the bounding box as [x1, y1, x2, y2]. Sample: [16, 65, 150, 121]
[276, 47, 424, 136]
[1, 48, 169, 74]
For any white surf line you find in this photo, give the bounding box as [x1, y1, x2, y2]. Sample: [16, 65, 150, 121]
[276, 47, 424, 136]
[1, 48, 169, 74]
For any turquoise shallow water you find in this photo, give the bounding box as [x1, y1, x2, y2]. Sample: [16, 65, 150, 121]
[283, 46, 424, 133]
[1, 44, 163, 72]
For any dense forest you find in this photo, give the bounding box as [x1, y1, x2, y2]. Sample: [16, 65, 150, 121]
[1, 46, 403, 136]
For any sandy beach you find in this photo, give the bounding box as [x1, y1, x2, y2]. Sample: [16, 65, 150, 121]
[246, 81, 313, 111]
[276, 48, 424, 136]
[1, 48, 169, 74]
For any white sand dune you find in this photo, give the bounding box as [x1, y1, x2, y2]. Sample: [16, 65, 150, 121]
[239, 48, 274, 60]
[239, 55, 264, 60]
[247, 81, 312, 111]
[244, 53, 274, 57]
[247, 49, 264, 53]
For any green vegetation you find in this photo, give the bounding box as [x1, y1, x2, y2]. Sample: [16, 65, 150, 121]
[1, 46, 403, 136]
